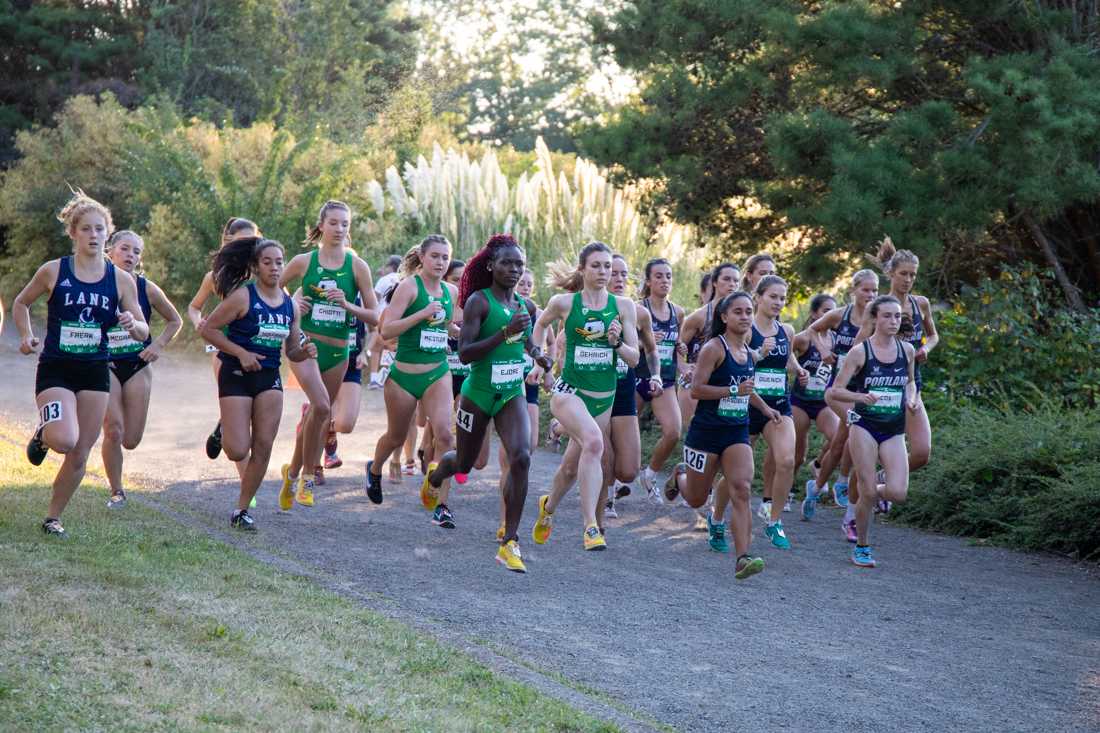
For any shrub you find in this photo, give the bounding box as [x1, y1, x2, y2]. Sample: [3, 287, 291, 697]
[894, 404, 1100, 560]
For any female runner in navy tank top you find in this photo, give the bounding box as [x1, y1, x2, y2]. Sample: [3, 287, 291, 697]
[681, 291, 775, 580]
[101, 230, 182, 509]
[200, 237, 316, 531]
[676, 263, 740, 437]
[12, 191, 149, 538]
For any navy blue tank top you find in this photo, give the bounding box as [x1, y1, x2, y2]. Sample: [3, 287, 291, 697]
[41, 256, 119, 362]
[219, 284, 295, 370]
[108, 276, 152, 362]
[852, 339, 909, 437]
[686, 303, 712, 364]
[637, 298, 679, 384]
[833, 305, 861, 356]
[901, 294, 924, 389]
[749, 320, 790, 407]
[347, 294, 365, 361]
[793, 338, 829, 403]
[692, 335, 754, 429]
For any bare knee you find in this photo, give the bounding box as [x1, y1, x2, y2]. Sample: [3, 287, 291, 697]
[729, 480, 751, 503]
[224, 444, 249, 462]
[617, 465, 639, 484]
[102, 420, 124, 446]
[510, 449, 531, 476]
[51, 431, 78, 455]
[121, 431, 143, 451]
[579, 432, 603, 456]
[435, 428, 456, 453]
[309, 399, 331, 423]
[333, 415, 356, 434]
[660, 422, 680, 443]
[774, 451, 796, 474]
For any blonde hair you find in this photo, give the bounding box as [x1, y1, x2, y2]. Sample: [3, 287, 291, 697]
[401, 234, 450, 276]
[850, 268, 879, 292]
[874, 235, 919, 274]
[57, 188, 113, 237]
[304, 200, 351, 247]
[547, 241, 612, 292]
[740, 252, 776, 291]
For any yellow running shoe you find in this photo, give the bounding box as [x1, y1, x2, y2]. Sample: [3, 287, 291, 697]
[295, 475, 315, 507]
[278, 464, 294, 512]
[531, 495, 553, 545]
[496, 540, 527, 573]
[583, 523, 607, 551]
[496, 523, 505, 542]
[420, 462, 439, 511]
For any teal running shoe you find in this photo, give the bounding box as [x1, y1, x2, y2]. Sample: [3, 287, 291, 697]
[852, 545, 876, 568]
[706, 512, 730, 553]
[765, 521, 791, 550]
[833, 479, 849, 508]
[801, 480, 818, 521]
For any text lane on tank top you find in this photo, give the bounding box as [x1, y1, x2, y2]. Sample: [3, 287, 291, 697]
[302, 249, 356, 339]
[219, 284, 295, 370]
[853, 338, 909, 434]
[42, 256, 119, 362]
[469, 289, 530, 393]
[693, 336, 754, 428]
[749, 320, 790, 404]
[108, 275, 152, 360]
[638, 297, 679, 383]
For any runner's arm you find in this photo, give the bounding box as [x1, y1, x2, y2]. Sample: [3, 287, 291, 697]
[12, 261, 57, 349]
[142, 281, 183, 356]
[636, 306, 661, 378]
[379, 278, 435, 340]
[689, 341, 734, 400]
[187, 271, 215, 329]
[348, 257, 380, 327]
[456, 293, 504, 364]
[809, 308, 842, 363]
[116, 269, 150, 342]
[531, 294, 567, 369]
[285, 300, 316, 363]
[917, 296, 938, 358]
[825, 345, 869, 404]
[199, 289, 251, 360]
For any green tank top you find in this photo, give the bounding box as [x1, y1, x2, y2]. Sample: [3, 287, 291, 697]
[301, 249, 356, 339]
[395, 275, 452, 364]
[562, 290, 620, 393]
[467, 289, 530, 394]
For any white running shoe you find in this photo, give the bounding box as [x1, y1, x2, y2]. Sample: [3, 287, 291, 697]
[782, 498, 793, 513]
[756, 500, 772, 521]
[640, 467, 660, 504]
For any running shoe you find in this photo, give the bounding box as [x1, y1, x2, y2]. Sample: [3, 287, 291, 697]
[326, 434, 339, 462]
[843, 518, 858, 543]
[42, 518, 66, 538]
[765, 521, 791, 550]
[230, 509, 256, 531]
[420, 462, 440, 511]
[706, 512, 729, 553]
[546, 419, 562, 452]
[278, 464, 294, 511]
[801, 480, 818, 521]
[852, 545, 876, 568]
[205, 421, 222, 460]
[295, 476, 315, 507]
[431, 503, 455, 529]
[249, 496, 257, 509]
[106, 490, 126, 509]
[833, 479, 849, 508]
[614, 482, 632, 500]
[27, 426, 47, 466]
[313, 466, 325, 486]
[583, 523, 607, 551]
[605, 499, 618, 519]
[876, 499, 893, 515]
[756, 500, 772, 522]
[640, 467, 659, 503]
[496, 539, 527, 573]
[324, 448, 342, 470]
[735, 554, 765, 580]
[403, 460, 416, 476]
[782, 498, 793, 513]
[367, 378, 383, 391]
[531, 495, 553, 544]
[663, 463, 686, 503]
[364, 460, 384, 504]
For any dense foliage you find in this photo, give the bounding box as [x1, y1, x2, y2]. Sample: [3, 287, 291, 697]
[586, 1, 1100, 305]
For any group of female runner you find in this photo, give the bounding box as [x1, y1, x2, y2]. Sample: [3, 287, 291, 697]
[12, 190, 938, 577]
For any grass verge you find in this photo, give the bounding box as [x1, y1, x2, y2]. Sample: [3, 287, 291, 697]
[0, 439, 616, 732]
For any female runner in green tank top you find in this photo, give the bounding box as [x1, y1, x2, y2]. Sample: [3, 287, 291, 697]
[529, 242, 640, 552]
[365, 235, 462, 518]
[277, 201, 380, 510]
[423, 235, 551, 571]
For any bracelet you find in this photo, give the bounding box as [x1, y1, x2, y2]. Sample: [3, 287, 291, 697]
[610, 339, 623, 350]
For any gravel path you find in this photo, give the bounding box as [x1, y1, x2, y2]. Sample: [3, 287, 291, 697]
[2, 342, 1098, 732]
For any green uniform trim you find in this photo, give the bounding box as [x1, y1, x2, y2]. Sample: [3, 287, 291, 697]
[395, 275, 452, 365]
[301, 250, 356, 340]
[561, 291, 620, 394]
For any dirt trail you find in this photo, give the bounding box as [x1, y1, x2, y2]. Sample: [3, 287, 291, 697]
[2, 338, 1098, 732]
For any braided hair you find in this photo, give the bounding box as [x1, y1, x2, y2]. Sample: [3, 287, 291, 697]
[458, 233, 522, 308]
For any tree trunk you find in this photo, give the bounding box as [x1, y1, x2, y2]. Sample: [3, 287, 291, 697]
[1022, 210, 1087, 312]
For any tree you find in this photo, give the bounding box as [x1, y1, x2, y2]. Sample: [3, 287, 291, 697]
[585, 1, 1100, 305]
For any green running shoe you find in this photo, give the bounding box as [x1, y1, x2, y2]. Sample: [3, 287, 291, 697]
[735, 554, 764, 580]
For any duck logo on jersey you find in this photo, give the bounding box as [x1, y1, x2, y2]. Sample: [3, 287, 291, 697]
[575, 319, 607, 342]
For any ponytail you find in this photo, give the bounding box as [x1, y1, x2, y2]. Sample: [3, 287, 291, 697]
[640, 257, 671, 298]
[400, 234, 451, 277]
[459, 233, 520, 307]
[872, 235, 919, 275]
[212, 236, 283, 297]
[304, 200, 351, 247]
[740, 253, 776, 291]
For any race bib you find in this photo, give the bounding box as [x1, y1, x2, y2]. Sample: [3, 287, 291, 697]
[107, 326, 142, 356]
[865, 387, 903, 415]
[755, 368, 787, 398]
[310, 301, 345, 324]
[447, 351, 469, 374]
[802, 374, 828, 401]
[552, 377, 577, 395]
[59, 321, 101, 354]
[40, 401, 63, 425]
[615, 357, 628, 377]
[657, 341, 675, 366]
[814, 362, 832, 382]
[348, 331, 357, 351]
[253, 324, 290, 349]
[456, 408, 474, 433]
[491, 361, 524, 391]
[718, 394, 749, 419]
[573, 344, 613, 371]
[419, 328, 447, 352]
[523, 353, 534, 372]
[683, 446, 708, 473]
[381, 350, 395, 367]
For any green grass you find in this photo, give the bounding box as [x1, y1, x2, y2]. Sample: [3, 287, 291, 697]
[0, 440, 617, 732]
